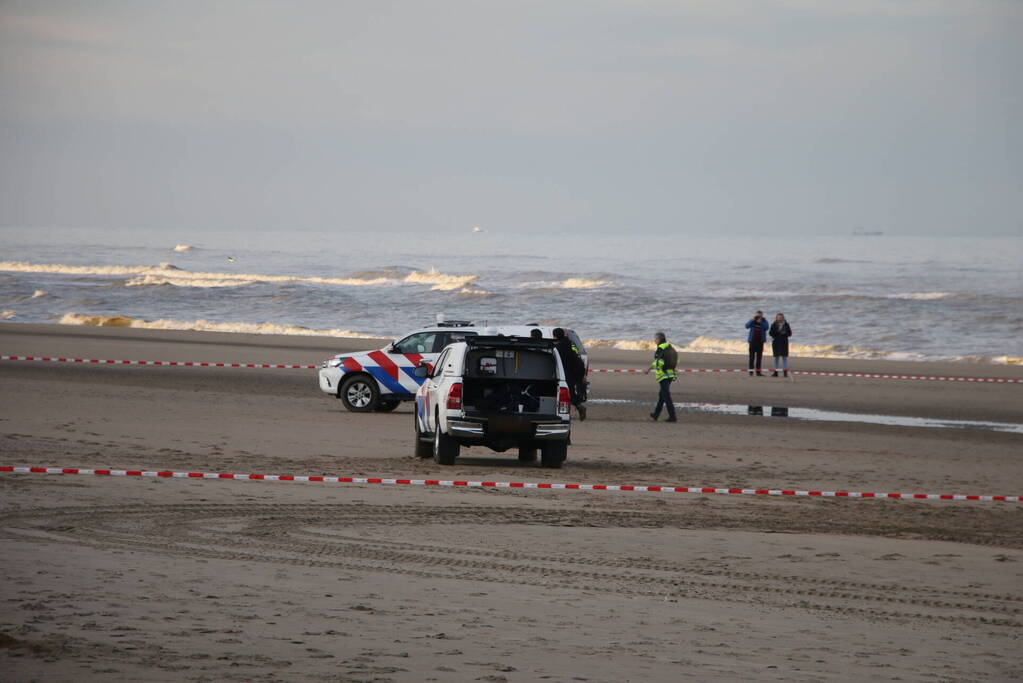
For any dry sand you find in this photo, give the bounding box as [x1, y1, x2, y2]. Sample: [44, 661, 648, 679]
[1, 323, 1021, 682]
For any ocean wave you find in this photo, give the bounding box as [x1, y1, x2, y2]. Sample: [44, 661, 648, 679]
[4, 289, 51, 303]
[523, 278, 614, 290]
[0, 261, 180, 277]
[884, 292, 955, 300]
[349, 268, 407, 279]
[455, 287, 491, 297]
[678, 335, 932, 361]
[58, 312, 384, 338]
[125, 275, 259, 288]
[584, 335, 941, 362]
[583, 339, 659, 351]
[172, 244, 194, 252]
[403, 267, 479, 291]
[1, 310, 15, 320]
[0, 260, 472, 291]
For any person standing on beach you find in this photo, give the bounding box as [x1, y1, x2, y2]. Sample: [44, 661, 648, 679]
[769, 313, 792, 377]
[643, 332, 677, 422]
[745, 311, 769, 376]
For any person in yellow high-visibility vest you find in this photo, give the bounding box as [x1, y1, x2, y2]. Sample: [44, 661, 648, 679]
[643, 332, 677, 422]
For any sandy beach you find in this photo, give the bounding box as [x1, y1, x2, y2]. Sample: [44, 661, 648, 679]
[2, 323, 1022, 682]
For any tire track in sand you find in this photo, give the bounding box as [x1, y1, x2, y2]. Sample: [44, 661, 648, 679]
[2, 503, 1019, 628]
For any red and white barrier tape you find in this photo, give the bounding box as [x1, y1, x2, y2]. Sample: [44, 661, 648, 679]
[2, 465, 1018, 502]
[2, 355, 1019, 383]
[589, 367, 1022, 383]
[0, 355, 316, 369]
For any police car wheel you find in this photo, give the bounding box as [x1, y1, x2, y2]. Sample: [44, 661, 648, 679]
[340, 375, 379, 412]
[433, 420, 459, 465]
[376, 400, 400, 412]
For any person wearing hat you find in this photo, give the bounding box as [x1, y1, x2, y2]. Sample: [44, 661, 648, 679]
[745, 311, 769, 376]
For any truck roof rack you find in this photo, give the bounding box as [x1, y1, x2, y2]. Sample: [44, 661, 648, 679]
[466, 335, 554, 350]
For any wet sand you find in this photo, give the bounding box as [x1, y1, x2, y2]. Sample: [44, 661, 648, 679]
[1, 323, 1022, 681]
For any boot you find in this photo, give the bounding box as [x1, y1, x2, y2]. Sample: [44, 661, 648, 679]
[783, 370, 789, 378]
[770, 370, 778, 378]
[577, 404, 587, 421]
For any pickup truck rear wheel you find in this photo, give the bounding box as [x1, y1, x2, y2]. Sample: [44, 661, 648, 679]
[414, 411, 433, 458]
[540, 442, 567, 469]
[433, 419, 459, 465]
[517, 446, 537, 462]
[340, 375, 379, 412]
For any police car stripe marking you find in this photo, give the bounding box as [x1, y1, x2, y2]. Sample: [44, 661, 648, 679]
[367, 350, 400, 380]
[366, 366, 412, 396]
[401, 366, 427, 386]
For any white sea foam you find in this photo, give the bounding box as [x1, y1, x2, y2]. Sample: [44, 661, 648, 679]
[523, 278, 614, 290]
[678, 335, 929, 360]
[125, 275, 259, 288]
[885, 292, 954, 300]
[1, 310, 15, 319]
[0, 261, 178, 277]
[583, 335, 936, 362]
[172, 244, 194, 252]
[0, 261, 466, 290]
[32, 290, 49, 298]
[583, 339, 660, 351]
[403, 267, 479, 291]
[58, 312, 384, 338]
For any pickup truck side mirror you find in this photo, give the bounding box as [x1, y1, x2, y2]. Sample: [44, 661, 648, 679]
[387, 343, 398, 354]
[413, 363, 433, 378]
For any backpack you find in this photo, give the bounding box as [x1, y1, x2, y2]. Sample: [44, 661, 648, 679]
[661, 344, 678, 370]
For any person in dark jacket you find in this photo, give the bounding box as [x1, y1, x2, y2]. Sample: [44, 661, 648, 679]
[769, 313, 792, 377]
[552, 327, 586, 420]
[745, 311, 769, 376]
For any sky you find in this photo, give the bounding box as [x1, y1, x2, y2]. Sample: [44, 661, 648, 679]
[0, 0, 1020, 238]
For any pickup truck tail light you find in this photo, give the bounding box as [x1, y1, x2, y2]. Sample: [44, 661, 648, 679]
[447, 383, 463, 410]
[558, 387, 571, 415]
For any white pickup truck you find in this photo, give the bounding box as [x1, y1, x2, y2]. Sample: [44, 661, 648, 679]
[413, 336, 573, 468]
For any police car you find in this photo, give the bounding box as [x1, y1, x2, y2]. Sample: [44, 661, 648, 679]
[319, 316, 588, 412]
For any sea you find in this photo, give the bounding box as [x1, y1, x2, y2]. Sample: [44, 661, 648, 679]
[1, 227, 1021, 365]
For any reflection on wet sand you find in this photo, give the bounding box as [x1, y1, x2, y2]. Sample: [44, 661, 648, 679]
[588, 399, 1021, 434]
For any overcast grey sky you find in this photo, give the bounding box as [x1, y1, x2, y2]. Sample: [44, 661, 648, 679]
[1, 0, 1020, 237]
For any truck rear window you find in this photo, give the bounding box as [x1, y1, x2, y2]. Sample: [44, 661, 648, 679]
[464, 349, 556, 380]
